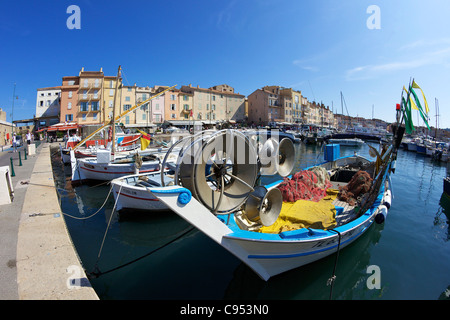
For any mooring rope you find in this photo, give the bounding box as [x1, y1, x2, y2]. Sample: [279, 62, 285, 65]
[92, 181, 124, 274]
[87, 225, 195, 279]
[327, 228, 342, 300]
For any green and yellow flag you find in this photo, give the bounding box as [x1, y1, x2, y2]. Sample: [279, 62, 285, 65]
[400, 80, 430, 134]
[411, 80, 429, 113]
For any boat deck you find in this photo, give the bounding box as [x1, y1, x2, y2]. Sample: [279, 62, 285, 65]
[329, 181, 358, 226]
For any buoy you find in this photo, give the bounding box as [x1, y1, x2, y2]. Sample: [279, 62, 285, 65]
[382, 190, 392, 209]
[375, 204, 388, 224]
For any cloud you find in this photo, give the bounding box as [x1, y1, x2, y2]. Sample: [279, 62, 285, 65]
[293, 59, 320, 72]
[346, 45, 450, 81]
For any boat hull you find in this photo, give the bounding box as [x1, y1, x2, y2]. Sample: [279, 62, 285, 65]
[75, 158, 160, 182]
[222, 211, 375, 279]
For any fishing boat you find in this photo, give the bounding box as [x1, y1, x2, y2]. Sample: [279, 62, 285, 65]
[70, 149, 176, 183]
[59, 125, 142, 165]
[327, 138, 364, 146]
[111, 170, 174, 213]
[122, 128, 399, 281]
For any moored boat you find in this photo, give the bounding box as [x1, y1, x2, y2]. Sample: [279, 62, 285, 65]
[129, 128, 398, 280]
[327, 138, 364, 146]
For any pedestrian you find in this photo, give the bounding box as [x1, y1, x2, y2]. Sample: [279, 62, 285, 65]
[26, 131, 32, 145]
[12, 133, 17, 152]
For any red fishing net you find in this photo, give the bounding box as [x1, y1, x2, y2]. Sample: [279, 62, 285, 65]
[277, 169, 332, 203]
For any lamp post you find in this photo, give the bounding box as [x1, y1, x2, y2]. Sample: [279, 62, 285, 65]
[11, 83, 17, 138]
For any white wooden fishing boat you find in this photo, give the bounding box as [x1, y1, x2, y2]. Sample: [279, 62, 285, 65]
[71, 148, 178, 183]
[111, 170, 174, 212]
[328, 138, 364, 146]
[116, 129, 398, 280]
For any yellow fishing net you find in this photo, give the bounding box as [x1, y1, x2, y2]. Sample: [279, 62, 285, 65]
[259, 189, 339, 234]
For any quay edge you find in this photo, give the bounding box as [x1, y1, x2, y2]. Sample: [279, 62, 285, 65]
[16, 143, 98, 300]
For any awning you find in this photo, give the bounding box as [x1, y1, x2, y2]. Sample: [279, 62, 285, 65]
[45, 122, 80, 132]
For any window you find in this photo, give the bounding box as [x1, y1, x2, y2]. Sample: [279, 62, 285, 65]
[212, 95, 216, 101]
[171, 114, 176, 119]
[83, 79, 88, 87]
[142, 94, 147, 100]
[94, 79, 99, 87]
[110, 89, 114, 97]
[110, 80, 114, 88]
[109, 101, 113, 108]
[65, 114, 73, 121]
[171, 94, 176, 100]
[39, 101, 43, 107]
[68, 91, 72, 98]
[68, 102, 72, 110]
[80, 102, 88, 112]
[171, 104, 176, 111]
[127, 87, 132, 92]
[125, 96, 130, 102]
[183, 95, 188, 101]
[40, 93, 44, 97]
[184, 104, 189, 111]
[124, 104, 132, 111]
[155, 103, 159, 110]
[91, 101, 99, 111]
[82, 114, 87, 121]
[125, 116, 130, 124]
[68, 80, 75, 85]
[142, 113, 146, 120]
[83, 90, 87, 99]
[93, 113, 98, 120]
[46, 100, 51, 107]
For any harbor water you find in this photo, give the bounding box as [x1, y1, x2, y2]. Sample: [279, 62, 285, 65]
[51, 142, 450, 300]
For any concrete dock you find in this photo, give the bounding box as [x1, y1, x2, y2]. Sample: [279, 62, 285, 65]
[0, 142, 98, 300]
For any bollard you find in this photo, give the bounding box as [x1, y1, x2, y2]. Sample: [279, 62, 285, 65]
[18, 151, 22, 166]
[24, 148, 27, 160]
[10, 157, 15, 177]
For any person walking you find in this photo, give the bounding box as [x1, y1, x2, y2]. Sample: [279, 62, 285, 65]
[12, 133, 17, 152]
[26, 131, 32, 145]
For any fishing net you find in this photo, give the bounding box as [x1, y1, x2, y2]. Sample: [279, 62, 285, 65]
[337, 170, 373, 206]
[277, 167, 332, 203]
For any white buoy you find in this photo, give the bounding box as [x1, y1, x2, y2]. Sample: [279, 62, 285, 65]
[375, 204, 388, 224]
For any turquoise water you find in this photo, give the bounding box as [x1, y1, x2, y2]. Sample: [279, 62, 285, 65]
[52, 143, 450, 300]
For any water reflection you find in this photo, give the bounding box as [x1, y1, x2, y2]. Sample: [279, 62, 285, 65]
[50, 143, 450, 300]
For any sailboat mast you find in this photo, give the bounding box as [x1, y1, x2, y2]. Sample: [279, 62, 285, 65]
[111, 65, 122, 154]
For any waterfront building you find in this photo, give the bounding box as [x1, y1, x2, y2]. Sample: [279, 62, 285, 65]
[60, 76, 79, 124]
[35, 87, 61, 120]
[180, 84, 245, 124]
[102, 76, 119, 124]
[248, 86, 303, 126]
[120, 85, 136, 126]
[78, 69, 104, 126]
[134, 86, 153, 128]
[150, 86, 166, 124]
[177, 91, 193, 121]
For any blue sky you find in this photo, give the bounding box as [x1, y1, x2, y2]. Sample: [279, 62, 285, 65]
[1, 0, 450, 128]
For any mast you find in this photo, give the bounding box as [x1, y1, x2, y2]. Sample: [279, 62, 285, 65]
[111, 65, 122, 155]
